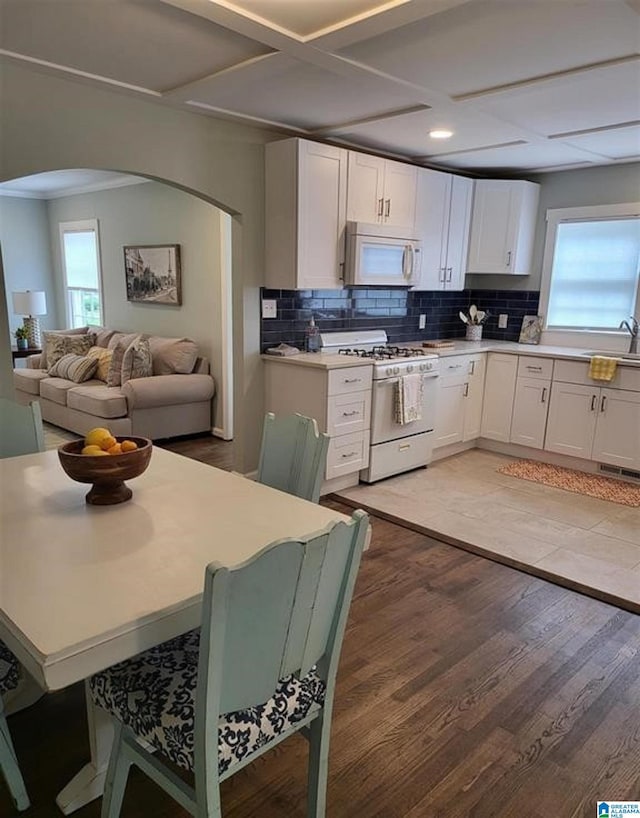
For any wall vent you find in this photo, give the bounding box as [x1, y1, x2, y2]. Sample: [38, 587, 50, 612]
[599, 463, 640, 482]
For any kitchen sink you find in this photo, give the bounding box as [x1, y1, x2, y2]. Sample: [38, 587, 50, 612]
[581, 350, 640, 362]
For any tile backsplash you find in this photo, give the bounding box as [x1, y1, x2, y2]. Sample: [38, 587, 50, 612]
[260, 287, 540, 351]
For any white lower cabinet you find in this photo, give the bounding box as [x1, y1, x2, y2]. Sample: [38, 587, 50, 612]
[545, 382, 640, 468]
[434, 353, 486, 448]
[480, 353, 518, 442]
[510, 377, 550, 449]
[264, 360, 372, 491]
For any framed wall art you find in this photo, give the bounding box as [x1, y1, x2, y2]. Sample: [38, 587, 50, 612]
[124, 244, 182, 305]
[519, 314, 544, 345]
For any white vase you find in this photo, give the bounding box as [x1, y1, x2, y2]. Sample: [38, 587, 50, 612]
[466, 324, 482, 341]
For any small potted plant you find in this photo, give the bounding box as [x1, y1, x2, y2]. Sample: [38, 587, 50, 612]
[14, 326, 29, 350]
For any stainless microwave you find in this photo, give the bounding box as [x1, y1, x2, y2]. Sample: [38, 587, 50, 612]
[345, 222, 422, 287]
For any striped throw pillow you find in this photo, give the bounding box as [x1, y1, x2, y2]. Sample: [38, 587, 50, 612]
[48, 353, 99, 383]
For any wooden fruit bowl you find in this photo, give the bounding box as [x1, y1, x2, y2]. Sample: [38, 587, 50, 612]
[58, 436, 153, 505]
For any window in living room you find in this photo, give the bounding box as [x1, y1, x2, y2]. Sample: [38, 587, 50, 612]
[59, 219, 103, 328]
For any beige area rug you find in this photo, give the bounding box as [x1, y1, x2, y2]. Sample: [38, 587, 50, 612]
[498, 460, 640, 507]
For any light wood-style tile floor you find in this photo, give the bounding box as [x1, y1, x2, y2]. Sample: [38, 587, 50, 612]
[335, 449, 640, 612]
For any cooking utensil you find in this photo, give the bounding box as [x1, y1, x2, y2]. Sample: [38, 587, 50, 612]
[469, 304, 478, 323]
[476, 310, 486, 323]
[459, 311, 469, 324]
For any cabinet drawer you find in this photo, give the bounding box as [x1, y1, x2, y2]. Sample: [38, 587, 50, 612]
[327, 391, 371, 436]
[326, 431, 369, 479]
[328, 366, 372, 396]
[518, 356, 553, 380]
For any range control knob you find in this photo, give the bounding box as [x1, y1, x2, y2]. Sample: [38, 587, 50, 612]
[419, 362, 427, 371]
[425, 361, 432, 371]
[393, 366, 400, 375]
[386, 367, 393, 376]
[407, 364, 413, 373]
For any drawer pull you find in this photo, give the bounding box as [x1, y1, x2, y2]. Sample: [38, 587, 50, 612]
[341, 451, 358, 459]
[463, 383, 469, 397]
[541, 387, 547, 403]
[343, 378, 361, 384]
[399, 444, 410, 451]
[342, 410, 359, 417]
[526, 365, 542, 371]
[448, 364, 462, 370]
[469, 360, 476, 375]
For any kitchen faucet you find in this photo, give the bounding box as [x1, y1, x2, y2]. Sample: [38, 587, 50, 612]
[619, 316, 639, 353]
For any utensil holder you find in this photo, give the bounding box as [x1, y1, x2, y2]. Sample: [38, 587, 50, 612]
[466, 324, 483, 341]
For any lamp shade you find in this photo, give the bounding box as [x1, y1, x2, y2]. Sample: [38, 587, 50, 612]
[12, 290, 47, 316]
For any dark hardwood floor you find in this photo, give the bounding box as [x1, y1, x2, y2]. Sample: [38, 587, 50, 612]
[3, 495, 639, 817]
[157, 433, 235, 471]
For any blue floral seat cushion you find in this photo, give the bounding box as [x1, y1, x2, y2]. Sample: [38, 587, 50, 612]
[0, 640, 20, 695]
[89, 629, 326, 775]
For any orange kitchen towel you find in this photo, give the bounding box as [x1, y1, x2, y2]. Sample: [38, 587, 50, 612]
[588, 355, 618, 382]
[394, 373, 423, 424]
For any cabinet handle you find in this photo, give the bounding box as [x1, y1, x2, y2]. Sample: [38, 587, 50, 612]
[590, 394, 597, 411]
[344, 378, 361, 384]
[469, 360, 475, 375]
[600, 395, 607, 413]
[341, 451, 358, 459]
[446, 267, 453, 282]
[385, 199, 391, 218]
[338, 261, 344, 281]
[463, 383, 469, 397]
[541, 387, 547, 403]
[439, 267, 446, 283]
[526, 365, 542, 371]
[342, 410, 359, 417]
[506, 250, 512, 267]
[448, 364, 462, 370]
[377, 198, 384, 218]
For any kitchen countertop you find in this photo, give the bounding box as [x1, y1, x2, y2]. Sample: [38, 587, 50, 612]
[262, 340, 640, 369]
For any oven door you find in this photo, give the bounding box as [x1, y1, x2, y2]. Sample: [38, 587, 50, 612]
[371, 374, 438, 445]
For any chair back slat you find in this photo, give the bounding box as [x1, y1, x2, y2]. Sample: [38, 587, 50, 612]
[0, 399, 45, 459]
[218, 541, 303, 713]
[256, 413, 329, 503]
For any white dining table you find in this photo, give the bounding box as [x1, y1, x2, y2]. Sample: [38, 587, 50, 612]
[0, 446, 350, 814]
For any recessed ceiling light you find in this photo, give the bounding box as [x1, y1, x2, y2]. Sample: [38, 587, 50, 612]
[429, 129, 453, 140]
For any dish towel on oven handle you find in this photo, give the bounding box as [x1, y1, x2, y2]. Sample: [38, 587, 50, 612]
[394, 373, 423, 424]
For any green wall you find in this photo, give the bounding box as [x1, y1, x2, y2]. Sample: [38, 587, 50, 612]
[1, 61, 277, 470]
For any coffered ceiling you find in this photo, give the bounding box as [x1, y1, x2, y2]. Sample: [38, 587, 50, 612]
[1, 0, 639, 174]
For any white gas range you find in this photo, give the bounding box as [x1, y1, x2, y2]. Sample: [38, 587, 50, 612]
[319, 331, 440, 482]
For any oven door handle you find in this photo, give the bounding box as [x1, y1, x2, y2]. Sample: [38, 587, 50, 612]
[376, 374, 439, 385]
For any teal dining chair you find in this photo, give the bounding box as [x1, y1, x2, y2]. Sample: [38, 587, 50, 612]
[256, 412, 329, 503]
[0, 642, 30, 811]
[90, 509, 369, 818]
[0, 398, 45, 459]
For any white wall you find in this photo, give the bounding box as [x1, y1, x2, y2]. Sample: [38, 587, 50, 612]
[1, 196, 58, 336]
[466, 162, 640, 291]
[1, 61, 276, 471]
[45, 182, 226, 430]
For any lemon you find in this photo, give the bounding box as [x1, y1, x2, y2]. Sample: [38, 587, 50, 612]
[121, 440, 138, 452]
[81, 444, 103, 455]
[85, 427, 112, 447]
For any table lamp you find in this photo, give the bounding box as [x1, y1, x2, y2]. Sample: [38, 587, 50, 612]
[12, 290, 47, 348]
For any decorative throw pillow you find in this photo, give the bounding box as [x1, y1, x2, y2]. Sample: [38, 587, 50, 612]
[106, 336, 135, 388]
[42, 328, 89, 367]
[47, 353, 99, 383]
[121, 336, 153, 384]
[45, 333, 96, 370]
[87, 346, 114, 382]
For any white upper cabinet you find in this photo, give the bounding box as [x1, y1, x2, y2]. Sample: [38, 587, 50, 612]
[347, 151, 417, 230]
[414, 168, 473, 290]
[265, 139, 348, 290]
[467, 179, 540, 275]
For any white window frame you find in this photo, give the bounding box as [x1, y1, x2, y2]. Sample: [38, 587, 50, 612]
[539, 202, 640, 349]
[58, 219, 104, 328]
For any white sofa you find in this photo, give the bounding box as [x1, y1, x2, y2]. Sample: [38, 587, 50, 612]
[13, 328, 216, 440]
